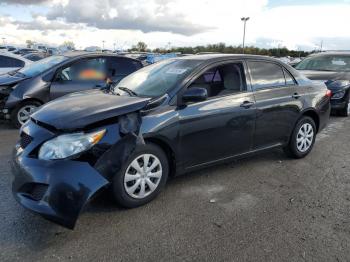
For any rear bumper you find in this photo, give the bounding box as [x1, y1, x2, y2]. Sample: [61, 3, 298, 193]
[318, 98, 331, 132]
[330, 99, 347, 110]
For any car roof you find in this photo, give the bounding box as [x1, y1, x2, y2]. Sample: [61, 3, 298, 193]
[61, 51, 142, 62]
[308, 51, 350, 57]
[175, 54, 283, 64]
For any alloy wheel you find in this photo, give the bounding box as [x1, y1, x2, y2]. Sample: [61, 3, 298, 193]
[124, 154, 163, 199]
[17, 105, 37, 125]
[296, 123, 314, 152]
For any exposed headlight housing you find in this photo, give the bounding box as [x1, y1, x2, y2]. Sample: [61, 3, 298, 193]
[38, 129, 106, 160]
[331, 90, 346, 99]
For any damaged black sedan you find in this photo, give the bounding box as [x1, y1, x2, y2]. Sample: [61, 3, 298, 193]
[12, 55, 331, 229]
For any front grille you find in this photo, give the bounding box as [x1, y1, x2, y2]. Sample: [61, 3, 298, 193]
[20, 132, 33, 149]
[29, 184, 48, 201]
[20, 183, 48, 201]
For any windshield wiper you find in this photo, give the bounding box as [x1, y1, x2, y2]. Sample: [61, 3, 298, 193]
[118, 87, 138, 97]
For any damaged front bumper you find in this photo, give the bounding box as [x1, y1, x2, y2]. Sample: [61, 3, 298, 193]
[11, 120, 112, 229]
[11, 156, 109, 229]
[11, 113, 143, 229]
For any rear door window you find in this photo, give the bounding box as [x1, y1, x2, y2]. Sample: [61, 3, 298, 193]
[248, 61, 286, 90]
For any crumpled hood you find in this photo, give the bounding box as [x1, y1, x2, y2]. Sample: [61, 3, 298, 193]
[0, 73, 26, 86]
[31, 90, 151, 130]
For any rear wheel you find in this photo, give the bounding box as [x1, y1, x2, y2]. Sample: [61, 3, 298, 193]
[11, 101, 41, 128]
[284, 116, 316, 159]
[111, 143, 169, 208]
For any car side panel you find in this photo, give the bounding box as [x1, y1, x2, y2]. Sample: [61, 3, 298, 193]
[292, 82, 331, 131]
[177, 92, 256, 168]
[252, 86, 301, 148]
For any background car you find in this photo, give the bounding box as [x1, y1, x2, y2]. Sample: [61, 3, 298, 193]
[0, 51, 143, 127]
[295, 52, 350, 116]
[11, 54, 331, 228]
[13, 48, 40, 56]
[0, 52, 32, 75]
[22, 52, 48, 61]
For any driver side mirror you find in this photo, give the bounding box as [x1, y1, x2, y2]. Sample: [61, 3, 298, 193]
[182, 86, 208, 103]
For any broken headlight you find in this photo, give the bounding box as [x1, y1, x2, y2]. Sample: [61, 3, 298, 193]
[38, 129, 106, 160]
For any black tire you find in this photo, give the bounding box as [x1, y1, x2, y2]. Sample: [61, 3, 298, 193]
[337, 95, 349, 117]
[11, 100, 41, 128]
[111, 143, 169, 208]
[284, 116, 316, 159]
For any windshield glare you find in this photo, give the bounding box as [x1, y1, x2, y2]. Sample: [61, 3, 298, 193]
[296, 55, 350, 72]
[18, 55, 68, 77]
[114, 59, 202, 97]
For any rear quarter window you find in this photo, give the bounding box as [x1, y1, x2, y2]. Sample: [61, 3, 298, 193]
[283, 69, 296, 85]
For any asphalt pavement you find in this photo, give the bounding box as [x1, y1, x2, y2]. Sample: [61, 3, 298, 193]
[0, 117, 349, 262]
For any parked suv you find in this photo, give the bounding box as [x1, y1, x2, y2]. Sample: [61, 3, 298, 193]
[11, 55, 330, 228]
[0, 52, 143, 127]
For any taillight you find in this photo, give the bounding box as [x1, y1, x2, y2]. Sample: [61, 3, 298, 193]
[326, 90, 332, 98]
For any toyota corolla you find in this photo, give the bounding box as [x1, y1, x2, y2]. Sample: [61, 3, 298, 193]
[11, 54, 331, 229]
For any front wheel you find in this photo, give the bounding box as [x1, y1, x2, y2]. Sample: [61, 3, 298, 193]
[111, 143, 169, 208]
[284, 116, 316, 159]
[11, 101, 41, 128]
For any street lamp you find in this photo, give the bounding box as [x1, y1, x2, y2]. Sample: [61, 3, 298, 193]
[2, 37, 6, 45]
[241, 17, 250, 54]
[102, 40, 105, 50]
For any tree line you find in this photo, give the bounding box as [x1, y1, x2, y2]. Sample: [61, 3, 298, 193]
[130, 42, 311, 57]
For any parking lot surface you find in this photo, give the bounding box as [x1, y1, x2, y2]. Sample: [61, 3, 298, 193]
[0, 117, 349, 262]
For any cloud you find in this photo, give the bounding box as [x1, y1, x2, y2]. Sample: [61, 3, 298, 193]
[0, 16, 12, 26]
[0, 0, 49, 4]
[1, 0, 350, 51]
[17, 16, 83, 30]
[45, 0, 213, 35]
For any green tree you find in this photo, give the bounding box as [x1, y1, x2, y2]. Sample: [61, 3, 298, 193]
[62, 41, 75, 50]
[134, 41, 147, 52]
[25, 40, 34, 48]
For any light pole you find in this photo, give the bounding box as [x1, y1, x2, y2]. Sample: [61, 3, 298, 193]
[241, 17, 250, 54]
[102, 40, 105, 50]
[2, 37, 6, 45]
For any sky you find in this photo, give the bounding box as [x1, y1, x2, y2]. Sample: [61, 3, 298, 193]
[0, 0, 350, 51]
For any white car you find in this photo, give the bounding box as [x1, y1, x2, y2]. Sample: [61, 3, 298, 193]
[0, 52, 32, 75]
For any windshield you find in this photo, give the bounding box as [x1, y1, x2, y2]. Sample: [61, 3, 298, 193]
[114, 59, 202, 97]
[296, 55, 350, 72]
[17, 55, 68, 77]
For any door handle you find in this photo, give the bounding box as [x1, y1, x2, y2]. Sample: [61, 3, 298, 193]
[240, 101, 255, 109]
[292, 93, 301, 99]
